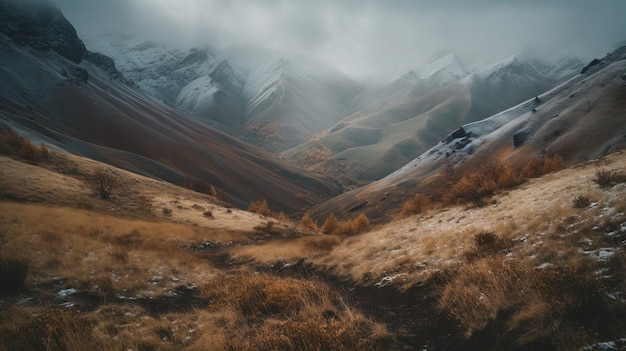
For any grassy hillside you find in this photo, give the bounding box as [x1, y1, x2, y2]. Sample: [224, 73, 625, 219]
[2, 131, 626, 350]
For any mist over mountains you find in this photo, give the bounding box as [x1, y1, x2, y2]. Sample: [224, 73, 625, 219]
[1, 0, 626, 215]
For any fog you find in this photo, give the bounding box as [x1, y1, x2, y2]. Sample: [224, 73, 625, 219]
[52, 0, 626, 75]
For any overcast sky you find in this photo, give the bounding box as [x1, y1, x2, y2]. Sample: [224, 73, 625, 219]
[52, 0, 626, 75]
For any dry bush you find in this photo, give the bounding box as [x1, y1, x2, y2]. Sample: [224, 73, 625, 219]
[0, 309, 94, 351]
[444, 171, 498, 206]
[594, 169, 626, 188]
[321, 213, 369, 236]
[249, 199, 272, 217]
[301, 214, 319, 231]
[572, 194, 592, 208]
[276, 211, 288, 221]
[0, 257, 29, 294]
[463, 231, 509, 262]
[401, 194, 430, 216]
[441, 161, 527, 206]
[352, 213, 370, 234]
[0, 127, 49, 162]
[184, 177, 218, 197]
[89, 169, 117, 199]
[521, 155, 565, 179]
[203, 210, 213, 218]
[322, 213, 339, 234]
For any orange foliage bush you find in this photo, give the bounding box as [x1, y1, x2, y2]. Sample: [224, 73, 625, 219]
[321, 213, 339, 234]
[321, 213, 369, 235]
[520, 155, 564, 179]
[301, 214, 319, 231]
[249, 199, 272, 217]
[401, 194, 431, 216]
[0, 127, 49, 162]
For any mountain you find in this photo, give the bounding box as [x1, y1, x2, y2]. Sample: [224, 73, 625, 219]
[308, 46, 626, 222]
[283, 52, 583, 184]
[0, 0, 340, 212]
[87, 37, 363, 152]
[236, 53, 363, 152]
[86, 34, 247, 132]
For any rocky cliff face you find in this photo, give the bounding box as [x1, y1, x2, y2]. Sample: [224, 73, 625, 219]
[84, 50, 134, 86]
[0, 0, 86, 63]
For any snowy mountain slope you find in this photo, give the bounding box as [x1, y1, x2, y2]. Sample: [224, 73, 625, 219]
[285, 52, 582, 183]
[87, 36, 362, 151]
[86, 34, 247, 130]
[237, 54, 363, 151]
[307, 47, 626, 222]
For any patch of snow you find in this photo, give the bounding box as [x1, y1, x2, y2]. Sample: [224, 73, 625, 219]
[57, 288, 76, 298]
[374, 273, 408, 288]
[534, 262, 554, 270]
[580, 248, 616, 261]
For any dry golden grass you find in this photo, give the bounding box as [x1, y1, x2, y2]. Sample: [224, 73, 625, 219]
[313, 151, 626, 347]
[0, 152, 391, 350]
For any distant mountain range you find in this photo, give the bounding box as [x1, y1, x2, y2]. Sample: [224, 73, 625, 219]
[308, 46, 626, 222]
[87, 34, 584, 184]
[1, 0, 624, 218]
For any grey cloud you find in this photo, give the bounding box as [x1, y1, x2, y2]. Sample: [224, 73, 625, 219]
[51, 0, 626, 75]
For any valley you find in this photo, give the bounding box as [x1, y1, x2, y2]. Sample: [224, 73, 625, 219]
[1, 0, 626, 350]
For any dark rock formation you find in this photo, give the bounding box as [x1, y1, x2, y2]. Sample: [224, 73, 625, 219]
[581, 59, 602, 74]
[513, 131, 529, 148]
[85, 50, 134, 86]
[0, 0, 86, 63]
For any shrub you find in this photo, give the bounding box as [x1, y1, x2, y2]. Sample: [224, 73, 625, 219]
[353, 213, 370, 233]
[401, 194, 430, 216]
[572, 195, 592, 208]
[521, 155, 564, 179]
[0, 257, 29, 294]
[593, 169, 626, 188]
[445, 172, 498, 206]
[321, 213, 339, 234]
[203, 210, 213, 217]
[89, 169, 117, 199]
[0, 126, 49, 162]
[183, 177, 217, 197]
[249, 199, 272, 217]
[301, 214, 319, 231]
[277, 212, 288, 221]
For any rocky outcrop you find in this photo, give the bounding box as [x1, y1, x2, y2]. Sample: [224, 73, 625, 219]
[85, 50, 134, 86]
[0, 0, 86, 63]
